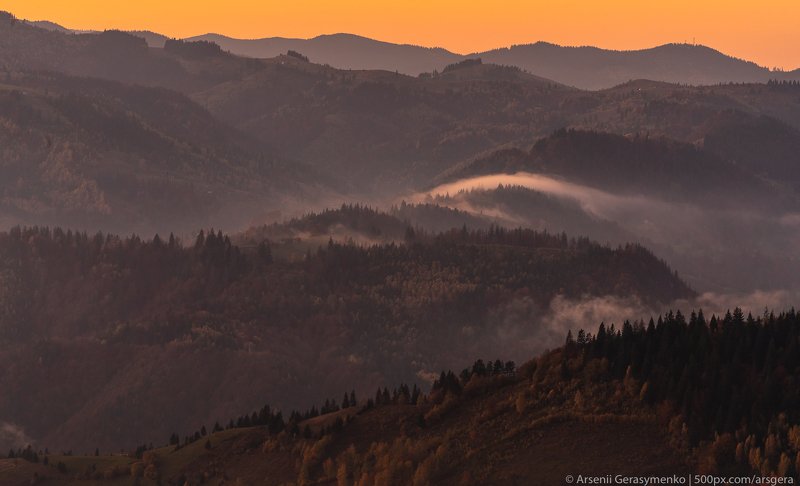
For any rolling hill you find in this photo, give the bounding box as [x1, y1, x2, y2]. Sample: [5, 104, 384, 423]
[191, 58, 800, 192]
[189, 55, 571, 190]
[6, 308, 800, 484]
[430, 129, 800, 292]
[441, 129, 784, 208]
[0, 71, 318, 234]
[0, 13, 266, 93]
[0, 224, 692, 452]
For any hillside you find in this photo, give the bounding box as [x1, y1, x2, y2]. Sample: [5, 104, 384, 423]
[192, 58, 800, 191]
[235, 204, 492, 253]
[7, 309, 800, 484]
[190, 55, 570, 190]
[444, 129, 782, 208]
[241, 199, 629, 247]
[21, 20, 74, 34]
[431, 129, 800, 292]
[0, 13, 264, 93]
[0, 225, 692, 452]
[4, 14, 800, 195]
[0, 71, 317, 234]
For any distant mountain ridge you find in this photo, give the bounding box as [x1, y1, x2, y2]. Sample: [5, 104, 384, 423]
[17, 14, 799, 89]
[477, 42, 797, 90]
[189, 35, 800, 89]
[187, 33, 460, 77]
[3, 13, 800, 225]
[192, 37, 800, 89]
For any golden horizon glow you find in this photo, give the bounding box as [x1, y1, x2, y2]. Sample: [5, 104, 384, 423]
[2, 0, 799, 70]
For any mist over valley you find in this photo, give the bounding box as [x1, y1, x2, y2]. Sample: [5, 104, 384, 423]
[1, 9, 800, 484]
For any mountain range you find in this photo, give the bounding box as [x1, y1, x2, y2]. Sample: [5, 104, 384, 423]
[23, 16, 800, 90]
[2, 10, 800, 477]
[3, 12, 800, 290]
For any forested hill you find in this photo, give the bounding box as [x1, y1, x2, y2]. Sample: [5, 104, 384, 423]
[443, 129, 794, 210]
[0, 71, 318, 234]
[0, 225, 692, 451]
[7, 309, 800, 484]
[234, 203, 493, 251]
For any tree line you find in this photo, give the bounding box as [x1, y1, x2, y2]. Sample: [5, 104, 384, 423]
[566, 308, 800, 476]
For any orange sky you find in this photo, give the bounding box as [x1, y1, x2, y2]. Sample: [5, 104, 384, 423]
[3, 0, 799, 70]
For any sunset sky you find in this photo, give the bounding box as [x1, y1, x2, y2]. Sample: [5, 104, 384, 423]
[3, 0, 799, 70]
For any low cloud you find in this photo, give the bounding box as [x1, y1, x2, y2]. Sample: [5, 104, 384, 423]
[417, 172, 666, 222]
[676, 290, 800, 318]
[486, 290, 800, 361]
[411, 172, 800, 294]
[0, 421, 34, 450]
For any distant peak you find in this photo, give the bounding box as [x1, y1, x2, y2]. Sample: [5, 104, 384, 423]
[313, 33, 370, 40]
[194, 32, 234, 40]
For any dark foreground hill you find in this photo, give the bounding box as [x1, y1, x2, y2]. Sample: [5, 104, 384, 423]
[0, 224, 691, 452]
[5, 309, 800, 484]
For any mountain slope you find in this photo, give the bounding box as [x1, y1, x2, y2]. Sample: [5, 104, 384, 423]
[431, 129, 800, 292]
[192, 55, 571, 189]
[0, 13, 265, 93]
[443, 129, 782, 208]
[0, 225, 692, 451]
[0, 71, 315, 233]
[22, 20, 74, 34]
[192, 57, 800, 191]
[13, 308, 800, 484]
